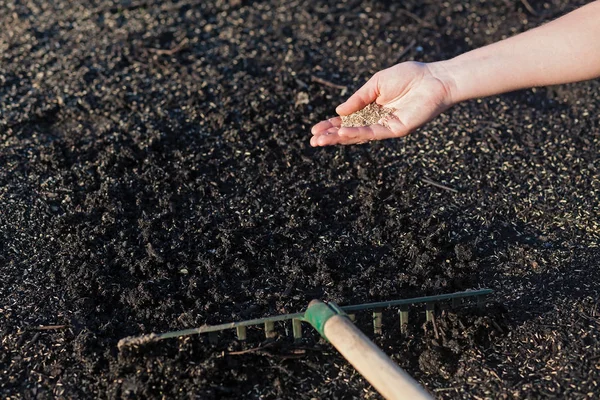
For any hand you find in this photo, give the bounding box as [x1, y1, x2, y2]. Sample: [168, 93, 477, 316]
[310, 62, 455, 146]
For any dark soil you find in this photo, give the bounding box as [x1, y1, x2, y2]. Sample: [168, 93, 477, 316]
[1, 0, 599, 399]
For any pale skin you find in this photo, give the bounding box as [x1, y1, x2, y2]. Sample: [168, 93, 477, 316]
[311, 1, 600, 147]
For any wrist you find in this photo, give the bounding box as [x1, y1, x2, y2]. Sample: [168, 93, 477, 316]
[426, 60, 461, 106]
[429, 51, 504, 104]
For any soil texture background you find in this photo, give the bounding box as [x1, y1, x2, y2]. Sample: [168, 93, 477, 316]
[1, 0, 599, 398]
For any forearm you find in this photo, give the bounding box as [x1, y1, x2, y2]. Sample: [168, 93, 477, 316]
[432, 1, 600, 103]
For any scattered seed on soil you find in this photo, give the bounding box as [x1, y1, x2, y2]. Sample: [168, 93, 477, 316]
[340, 103, 396, 129]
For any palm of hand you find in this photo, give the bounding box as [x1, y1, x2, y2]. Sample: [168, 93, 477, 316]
[310, 62, 453, 146]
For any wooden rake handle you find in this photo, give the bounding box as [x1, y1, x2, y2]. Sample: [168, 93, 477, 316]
[304, 300, 432, 400]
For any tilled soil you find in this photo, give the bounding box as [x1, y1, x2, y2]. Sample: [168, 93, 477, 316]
[1, 0, 599, 399]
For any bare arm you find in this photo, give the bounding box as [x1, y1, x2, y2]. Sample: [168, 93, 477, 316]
[435, 0, 600, 103]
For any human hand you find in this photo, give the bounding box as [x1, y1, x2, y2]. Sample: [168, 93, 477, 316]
[310, 61, 455, 146]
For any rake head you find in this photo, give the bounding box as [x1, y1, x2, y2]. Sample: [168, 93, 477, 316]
[118, 289, 493, 350]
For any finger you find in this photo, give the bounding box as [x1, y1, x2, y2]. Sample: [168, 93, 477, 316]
[312, 130, 384, 146]
[311, 131, 337, 146]
[311, 117, 342, 135]
[313, 126, 339, 139]
[311, 131, 361, 146]
[335, 74, 379, 116]
[338, 124, 396, 141]
[310, 127, 338, 146]
[312, 125, 394, 146]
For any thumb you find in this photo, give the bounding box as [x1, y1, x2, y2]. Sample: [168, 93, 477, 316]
[335, 74, 380, 116]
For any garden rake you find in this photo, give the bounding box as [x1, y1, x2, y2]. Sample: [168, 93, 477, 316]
[119, 289, 493, 400]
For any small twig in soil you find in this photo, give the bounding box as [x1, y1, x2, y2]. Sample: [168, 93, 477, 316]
[295, 78, 308, 89]
[431, 314, 440, 340]
[434, 387, 458, 392]
[491, 369, 502, 380]
[39, 191, 59, 199]
[396, 39, 416, 63]
[147, 38, 190, 56]
[282, 281, 295, 297]
[227, 343, 276, 356]
[579, 312, 600, 325]
[421, 177, 459, 193]
[488, 131, 503, 146]
[94, 0, 203, 14]
[491, 320, 504, 333]
[227, 345, 306, 360]
[274, 352, 306, 360]
[270, 364, 295, 378]
[94, 0, 154, 14]
[397, 9, 434, 28]
[310, 75, 347, 90]
[520, 0, 538, 16]
[34, 324, 69, 331]
[23, 332, 41, 351]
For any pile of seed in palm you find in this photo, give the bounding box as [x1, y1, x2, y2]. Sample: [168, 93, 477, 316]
[340, 102, 395, 128]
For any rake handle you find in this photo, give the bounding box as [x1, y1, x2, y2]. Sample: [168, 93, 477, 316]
[305, 300, 432, 400]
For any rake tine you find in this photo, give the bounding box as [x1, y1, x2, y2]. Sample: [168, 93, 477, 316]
[399, 305, 409, 335]
[236, 326, 247, 340]
[373, 310, 383, 335]
[477, 295, 486, 310]
[292, 319, 302, 340]
[265, 321, 276, 339]
[452, 297, 461, 308]
[426, 302, 435, 322]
